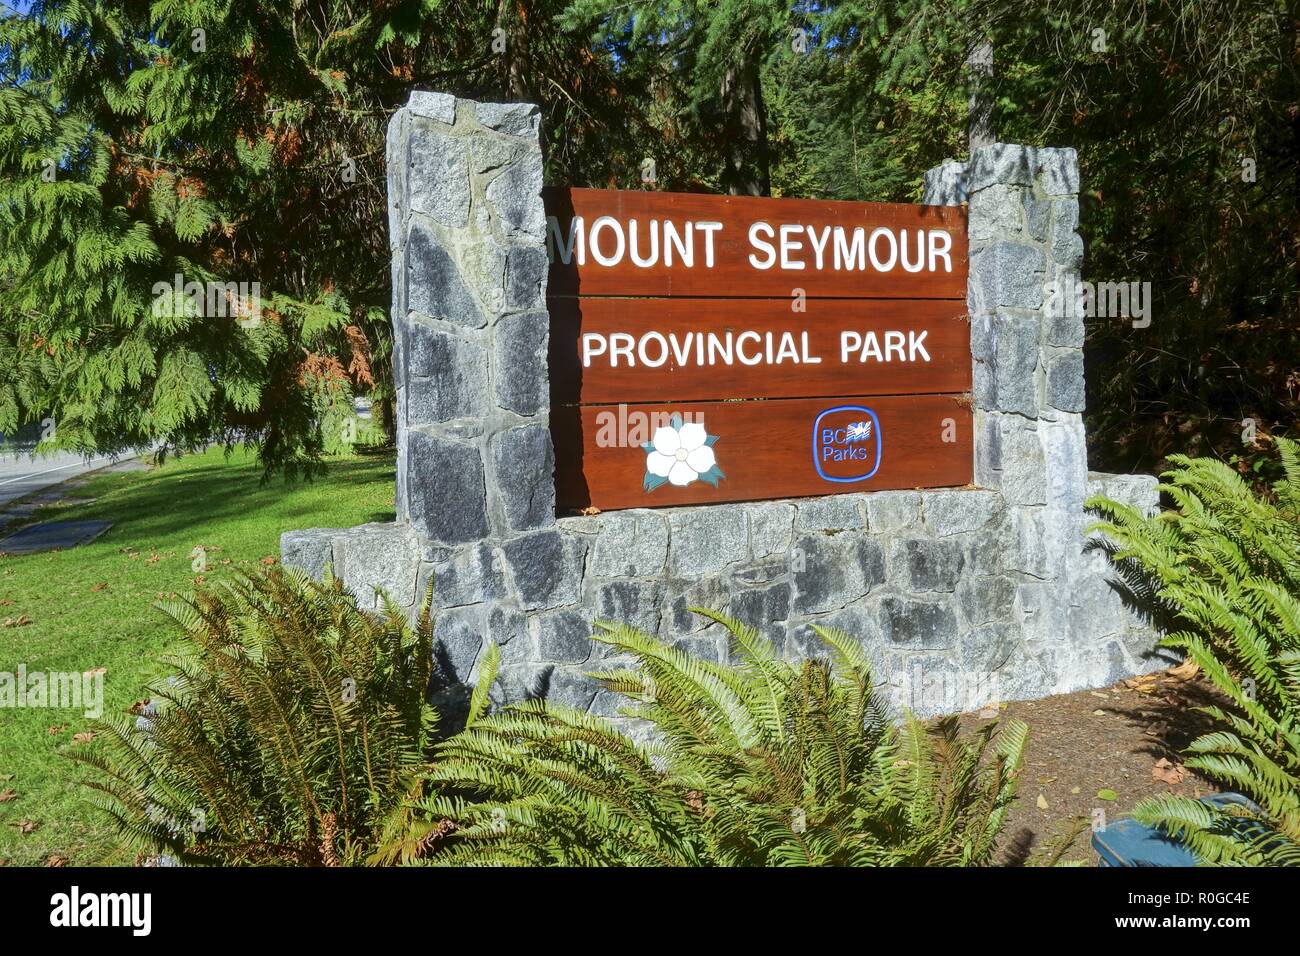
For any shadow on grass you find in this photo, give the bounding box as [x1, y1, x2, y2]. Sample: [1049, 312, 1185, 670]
[56, 453, 396, 544]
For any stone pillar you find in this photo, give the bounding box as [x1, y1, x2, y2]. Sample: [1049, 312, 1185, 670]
[928, 145, 1087, 550]
[962, 145, 1087, 588]
[925, 145, 1164, 690]
[387, 91, 555, 545]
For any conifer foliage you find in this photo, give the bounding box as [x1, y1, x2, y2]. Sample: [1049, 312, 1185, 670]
[74, 568, 436, 866]
[385, 613, 1028, 866]
[0, 1, 407, 474]
[1088, 438, 1300, 865]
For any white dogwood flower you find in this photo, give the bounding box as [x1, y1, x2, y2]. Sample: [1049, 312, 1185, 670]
[645, 420, 716, 487]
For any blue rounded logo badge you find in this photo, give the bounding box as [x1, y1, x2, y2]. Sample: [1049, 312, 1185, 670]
[812, 405, 882, 483]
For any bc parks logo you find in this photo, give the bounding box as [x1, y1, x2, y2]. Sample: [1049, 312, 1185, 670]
[812, 406, 881, 483]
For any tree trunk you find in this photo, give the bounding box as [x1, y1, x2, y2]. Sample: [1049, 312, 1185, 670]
[967, 41, 995, 152]
[720, 58, 770, 196]
[496, 0, 529, 100]
[381, 396, 396, 445]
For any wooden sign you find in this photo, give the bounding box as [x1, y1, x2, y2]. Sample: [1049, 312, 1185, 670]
[552, 396, 972, 511]
[543, 187, 968, 298]
[543, 187, 972, 512]
[548, 298, 971, 405]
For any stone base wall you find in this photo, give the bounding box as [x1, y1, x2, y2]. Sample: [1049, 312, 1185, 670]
[283, 473, 1167, 722]
[282, 92, 1171, 725]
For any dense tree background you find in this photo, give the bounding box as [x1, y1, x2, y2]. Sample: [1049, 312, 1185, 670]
[1, 0, 1295, 476]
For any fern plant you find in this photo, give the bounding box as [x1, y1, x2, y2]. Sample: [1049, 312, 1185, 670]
[1088, 436, 1300, 865]
[74, 567, 436, 866]
[381, 612, 1027, 866]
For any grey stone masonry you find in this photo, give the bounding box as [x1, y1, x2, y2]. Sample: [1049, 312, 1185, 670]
[285, 99, 1169, 724]
[388, 90, 552, 543]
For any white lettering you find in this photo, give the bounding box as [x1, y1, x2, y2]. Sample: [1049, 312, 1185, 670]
[899, 229, 925, 273]
[547, 215, 583, 265]
[664, 220, 693, 268]
[609, 332, 635, 367]
[581, 333, 607, 367]
[909, 330, 930, 361]
[638, 330, 669, 367]
[885, 330, 905, 361]
[834, 226, 865, 271]
[868, 227, 897, 272]
[928, 229, 952, 272]
[779, 224, 805, 270]
[748, 221, 776, 269]
[840, 330, 861, 363]
[696, 221, 722, 267]
[628, 218, 659, 268]
[807, 225, 831, 270]
[588, 215, 625, 266]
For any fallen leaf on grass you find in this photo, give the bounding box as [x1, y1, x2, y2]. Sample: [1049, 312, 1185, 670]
[3, 615, 31, 628]
[128, 699, 152, 715]
[0, 599, 13, 606]
[1097, 789, 1119, 801]
[89, 582, 109, 592]
[72, 732, 95, 744]
[260, 556, 277, 565]
[1153, 757, 1186, 785]
[47, 725, 66, 735]
[0, 789, 16, 802]
[11, 820, 37, 834]
[45, 854, 68, 867]
[193, 575, 206, 585]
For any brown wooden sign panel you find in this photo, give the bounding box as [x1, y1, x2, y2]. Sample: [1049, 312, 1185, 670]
[543, 187, 968, 299]
[548, 297, 971, 405]
[542, 186, 974, 513]
[552, 394, 972, 511]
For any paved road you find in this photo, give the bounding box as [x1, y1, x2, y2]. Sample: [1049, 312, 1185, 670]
[0, 449, 125, 507]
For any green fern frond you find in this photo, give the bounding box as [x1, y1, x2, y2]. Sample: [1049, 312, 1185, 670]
[73, 567, 437, 866]
[384, 608, 1027, 866]
[1091, 437, 1300, 865]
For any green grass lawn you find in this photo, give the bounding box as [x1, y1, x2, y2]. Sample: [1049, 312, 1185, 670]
[0, 446, 395, 865]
